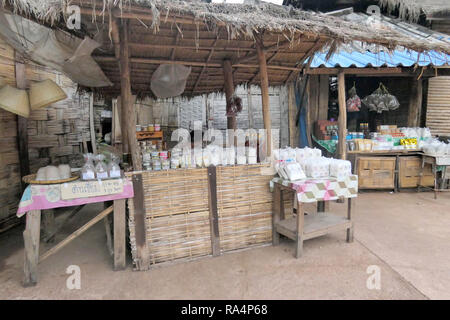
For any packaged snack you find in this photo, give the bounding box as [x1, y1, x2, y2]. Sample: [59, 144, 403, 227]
[81, 153, 96, 180]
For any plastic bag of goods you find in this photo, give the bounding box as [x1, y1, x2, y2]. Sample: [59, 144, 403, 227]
[58, 164, 71, 179]
[304, 157, 330, 178]
[225, 147, 235, 165]
[208, 145, 222, 166]
[81, 153, 96, 180]
[295, 148, 306, 162]
[346, 85, 361, 112]
[108, 154, 121, 178]
[94, 154, 109, 179]
[236, 147, 246, 165]
[284, 162, 306, 181]
[329, 159, 352, 178]
[247, 147, 257, 164]
[202, 149, 211, 167]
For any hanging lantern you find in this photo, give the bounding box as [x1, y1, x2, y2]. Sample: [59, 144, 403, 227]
[0, 85, 30, 117]
[29, 79, 67, 110]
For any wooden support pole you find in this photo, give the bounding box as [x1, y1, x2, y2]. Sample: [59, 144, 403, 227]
[23, 210, 41, 286]
[110, 18, 128, 153]
[318, 75, 329, 120]
[15, 54, 30, 191]
[223, 59, 236, 131]
[207, 166, 220, 256]
[337, 72, 347, 160]
[113, 199, 126, 270]
[256, 39, 272, 157]
[118, 19, 142, 170]
[288, 82, 297, 147]
[407, 79, 423, 127]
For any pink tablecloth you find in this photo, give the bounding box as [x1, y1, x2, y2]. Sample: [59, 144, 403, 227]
[17, 178, 134, 217]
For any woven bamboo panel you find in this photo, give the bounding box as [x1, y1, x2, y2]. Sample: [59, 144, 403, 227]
[216, 164, 274, 252]
[219, 202, 272, 252]
[140, 168, 209, 217]
[128, 168, 212, 268]
[216, 164, 273, 208]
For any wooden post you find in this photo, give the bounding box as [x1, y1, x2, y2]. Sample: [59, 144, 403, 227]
[23, 210, 41, 286]
[337, 72, 347, 160]
[256, 39, 272, 156]
[111, 18, 128, 154]
[223, 59, 236, 131]
[207, 166, 220, 256]
[408, 79, 423, 127]
[318, 75, 329, 120]
[118, 19, 141, 170]
[113, 199, 126, 270]
[131, 174, 150, 270]
[288, 82, 296, 147]
[15, 54, 30, 191]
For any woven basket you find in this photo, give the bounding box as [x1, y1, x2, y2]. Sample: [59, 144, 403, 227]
[22, 173, 79, 185]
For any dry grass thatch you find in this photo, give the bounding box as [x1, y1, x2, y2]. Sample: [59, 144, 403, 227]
[3, 0, 450, 98]
[379, 0, 450, 21]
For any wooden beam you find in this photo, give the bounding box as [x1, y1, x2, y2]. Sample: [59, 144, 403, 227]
[15, 53, 29, 192]
[408, 79, 423, 127]
[170, 33, 180, 60]
[128, 42, 304, 53]
[223, 59, 236, 131]
[337, 72, 347, 160]
[193, 37, 219, 94]
[95, 55, 302, 71]
[39, 206, 113, 262]
[249, 51, 278, 84]
[287, 38, 323, 82]
[256, 37, 272, 157]
[235, 39, 291, 64]
[118, 19, 142, 170]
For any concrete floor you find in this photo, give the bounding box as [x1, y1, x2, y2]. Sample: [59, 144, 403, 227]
[0, 191, 449, 299]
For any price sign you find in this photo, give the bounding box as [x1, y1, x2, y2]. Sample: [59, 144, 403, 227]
[61, 179, 124, 200]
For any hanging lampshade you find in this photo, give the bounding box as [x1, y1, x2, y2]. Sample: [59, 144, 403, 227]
[0, 85, 30, 118]
[29, 79, 67, 110]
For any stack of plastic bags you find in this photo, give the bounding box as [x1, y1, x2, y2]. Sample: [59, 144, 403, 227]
[329, 159, 352, 178]
[273, 146, 352, 180]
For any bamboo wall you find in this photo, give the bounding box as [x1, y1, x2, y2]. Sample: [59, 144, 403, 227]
[0, 39, 91, 232]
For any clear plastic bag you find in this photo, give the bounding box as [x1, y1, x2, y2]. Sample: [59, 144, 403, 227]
[108, 153, 121, 178]
[81, 153, 96, 180]
[150, 64, 191, 99]
[94, 154, 109, 179]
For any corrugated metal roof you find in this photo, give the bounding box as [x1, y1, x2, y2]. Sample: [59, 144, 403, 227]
[308, 10, 450, 69]
[310, 49, 450, 68]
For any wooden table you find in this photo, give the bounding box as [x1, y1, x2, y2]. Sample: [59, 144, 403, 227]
[418, 154, 450, 199]
[271, 176, 358, 258]
[17, 179, 134, 286]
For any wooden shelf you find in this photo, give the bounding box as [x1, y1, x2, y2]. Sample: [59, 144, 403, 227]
[275, 213, 352, 241]
[136, 131, 163, 141]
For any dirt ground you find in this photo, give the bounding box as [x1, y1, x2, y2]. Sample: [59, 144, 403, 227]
[1, 191, 449, 300]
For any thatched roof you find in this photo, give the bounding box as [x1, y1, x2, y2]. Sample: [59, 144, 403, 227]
[3, 0, 450, 98]
[379, 0, 450, 21]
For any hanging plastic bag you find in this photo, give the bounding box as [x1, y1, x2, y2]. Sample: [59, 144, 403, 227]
[346, 83, 361, 112]
[151, 64, 191, 98]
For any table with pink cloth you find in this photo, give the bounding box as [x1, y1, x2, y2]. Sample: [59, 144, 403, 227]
[17, 178, 134, 217]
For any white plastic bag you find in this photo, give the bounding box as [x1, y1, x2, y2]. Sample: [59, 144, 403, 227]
[151, 64, 191, 98]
